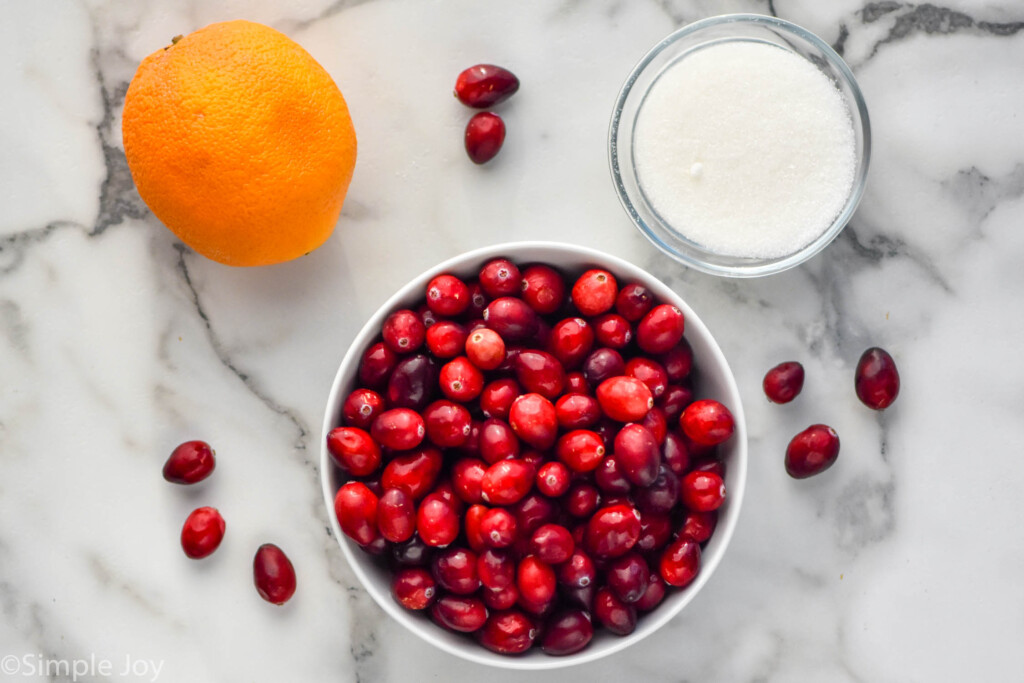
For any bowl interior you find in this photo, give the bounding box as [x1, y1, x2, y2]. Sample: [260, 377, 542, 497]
[321, 241, 748, 669]
[609, 14, 870, 277]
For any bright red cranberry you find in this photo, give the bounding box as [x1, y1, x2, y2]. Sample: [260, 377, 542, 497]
[520, 264, 566, 315]
[597, 376, 654, 423]
[437, 356, 484, 402]
[391, 535, 431, 566]
[661, 431, 691, 476]
[386, 353, 437, 411]
[565, 371, 589, 394]
[515, 349, 565, 399]
[529, 523, 575, 564]
[634, 571, 667, 612]
[565, 482, 601, 518]
[554, 393, 601, 430]
[454, 64, 520, 108]
[557, 548, 596, 588]
[450, 457, 486, 504]
[465, 112, 506, 164]
[417, 493, 460, 547]
[480, 508, 518, 548]
[555, 429, 606, 473]
[432, 479, 464, 514]
[681, 510, 718, 543]
[335, 482, 380, 546]
[763, 361, 805, 404]
[548, 317, 594, 369]
[480, 378, 520, 420]
[478, 418, 520, 464]
[425, 320, 468, 359]
[680, 471, 726, 512]
[431, 547, 480, 595]
[615, 282, 655, 321]
[594, 586, 637, 635]
[586, 504, 641, 558]
[641, 406, 668, 444]
[253, 543, 296, 605]
[464, 504, 488, 552]
[478, 258, 521, 298]
[381, 309, 425, 354]
[593, 313, 633, 349]
[431, 595, 488, 632]
[660, 535, 701, 587]
[376, 487, 416, 542]
[481, 585, 517, 611]
[855, 347, 900, 410]
[163, 440, 215, 485]
[658, 338, 693, 382]
[625, 357, 669, 399]
[535, 461, 571, 497]
[370, 408, 425, 451]
[180, 506, 225, 559]
[571, 269, 618, 317]
[342, 389, 386, 429]
[607, 553, 649, 604]
[327, 427, 381, 476]
[478, 610, 537, 654]
[421, 399, 471, 448]
[483, 296, 539, 342]
[614, 424, 661, 487]
[481, 459, 534, 506]
[786, 424, 840, 479]
[635, 466, 680, 515]
[542, 609, 593, 656]
[425, 274, 470, 317]
[511, 493, 558, 537]
[636, 511, 673, 553]
[517, 555, 556, 605]
[582, 347, 625, 387]
[358, 341, 397, 390]
[391, 567, 436, 610]
[464, 328, 506, 371]
[508, 392, 558, 450]
[477, 548, 515, 589]
[659, 384, 694, 422]
[381, 446, 442, 500]
[636, 304, 685, 354]
[680, 399, 735, 446]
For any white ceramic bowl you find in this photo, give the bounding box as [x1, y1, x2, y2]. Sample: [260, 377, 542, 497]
[321, 241, 747, 669]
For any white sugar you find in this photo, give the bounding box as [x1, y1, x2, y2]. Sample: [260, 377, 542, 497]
[634, 41, 857, 259]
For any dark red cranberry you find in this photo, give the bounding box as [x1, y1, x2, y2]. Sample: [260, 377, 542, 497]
[659, 384, 694, 421]
[358, 341, 397, 390]
[614, 424, 661, 487]
[593, 313, 633, 349]
[625, 357, 669, 399]
[465, 111, 506, 164]
[180, 506, 225, 559]
[634, 571, 667, 612]
[465, 281, 489, 318]
[520, 264, 566, 315]
[478, 418, 520, 464]
[658, 339, 693, 382]
[451, 457, 486, 504]
[542, 609, 594, 656]
[391, 567, 436, 610]
[381, 446, 443, 500]
[641, 406, 668, 444]
[557, 547, 596, 588]
[593, 586, 637, 635]
[478, 548, 515, 589]
[607, 552, 649, 603]
[636, 304, 685, 354]
[386, 354, 437, 411]
[483, 296, 539, 342]
[565, 371, 589, 394]
[417, 493, 460, 547]
[555, 393, 601, 430]
[680, 399, 735, 446]
[370, 408, 426, 451]
[681, 510, 717, 543]
[660, 535, 701, 587]
[253, 543, 297, 605]
[508, 392, 558, 450]
[548, 317, 594, 369]
[635, 466, 680, 515]
[680, 471, 726, 512]
[454, 64, 520, 108]
[763, 361, 805, 404]
[515, 349, 566, 399]
[479, 258, 522, 298]
[585, 504, 641, 558]
[381, 309, 425, 354]
[661, 431, 691, 475]
[582, 347, 625, 387]
[564, 482, 601, 519]
[431, 547, 480, 594]
[479, 378, 521, 420]
[597, 376, 654, 422]
[512, 493, 559, 537]
[465, 328, 506, 370]
[594, 455, 632, 494]
[786, 424, 840, 478]
[529, 523, 575, 564]
[431, 595, 487, 633]
[334, 481, 379, 546]
[163, 440, 216, 484]
[478, 610, 537, 654]
[571, 269, 618, 317]
[855, 347, 900, 410]
[342, 389, 385, 429]
[391, 535, 431, 566]
[425, 320, 468, 359]
[615, 282, 655, 321]
[377, 487, 416, 543]
[636, 511, 673, 552]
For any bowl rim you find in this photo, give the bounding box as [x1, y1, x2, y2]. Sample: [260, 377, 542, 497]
[320, 241, 748, 669]
[608, 13, 872, 278]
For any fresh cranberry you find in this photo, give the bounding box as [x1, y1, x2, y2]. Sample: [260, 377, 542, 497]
[163, 440, 216, 484]
[680, 399, 735, 446]
[680, 471, 726, 512]
[635, 466, 679, 515]
[691, 456, 725, 479]
[634, 571, 667, 612]
[465, 328, 506, 370]
[465, 111, 507, 164]
[481, 459, 534, 505]
[417, 304, 439, 329]
[556, 429, 606, 473]
[376, 488, 415, 543]
[481, 584, 519, 612]
[477, 548, 516, 589]
[593, 313, 633, 349]
[381, 309, 425, 354]
[641, 407, 668, 444]
[431, 595, 488, 632]
[520, 264, 566, 315]
[565, 482, 601, 519]
[479, 258, 522, 298]
[480, 508, 518, 548]
[479, 378, 520, 419]
[614, 424, 661, 487]
[464, 504, 488, 552]
[681, 510, 717, 543]
[586, 504, 641, 558]
[535, 461, 571, 497]
[529, 523, 575, 564]
[358, 341, 397, 390]
[449, 458, 485, 504]
[180, 506, 225, 559]
[508, 393, 558, 450]
[436, 356, 484, 402]
[786, 424, 840, 478]
[520, 448, 545, 472]
[426, 274, 470, 317]
[565, 371, 589, 394]
[425, 320, 468, 359]
[660, 535, 701, 587]
[253, 543, 297, 605]
[381, 446, 442, 500]
[335, 481, 379, 545]
[597, 376, 654, 422]
[625, 357, 669, 399]
[658, 339, 693, 382]
[432, 479, 464, 514]
[659, 384, 694, 421]
[431, 547, 480, 594]
[555, 393, 602, 430]
[593, 586, 637, 635]
[391, 535, 431, 566]
[483, 297, 539, 342]
[370, 408, 426, 451]
[465, 281, 489, 318]
[557, 548, 596, 588]
[391, 567, 436, 610]
[548, 317, 594, 369]
[607, 552, 649, 603]
[763, 361, 805, 404]
[594, 455, 632, 494]
[636, 304, 685, 354]
[327, 427, 381, 476]
[582, 347, 625, 387]
[511, 493, 559, 537]
[478, 418, 520, 464]
[417, 493, 460, 547]
[636, 511, 673, 553]
[341, 389, 386, 429]
[855, 347, 900, 410]
[661, 431, 691, 475]
[454, 64, 520, 108]
[478, 610, 537, 654]
[386, 353, 437, 411]
[515, 349, 566, 399]
[571, 269, 618, 317]
[615, 282, 655, 321]
[541, 609, 594, 656]
[517, 555, 556, 605]
[422, 400, 472, 448]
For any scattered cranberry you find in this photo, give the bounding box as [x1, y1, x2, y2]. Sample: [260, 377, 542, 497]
[163, 440, 216, 485]
[253, 543, 297, 605]
[763, 361, 804, 404]
[786, 424, 840, 479]
[180, 506, 225, 559]
[855, 347, 900, 410]
[464, 112, 506, 164]
[454, 64, 520, 108]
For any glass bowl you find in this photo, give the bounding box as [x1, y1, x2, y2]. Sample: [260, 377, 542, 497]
[609, 14, 871, 277]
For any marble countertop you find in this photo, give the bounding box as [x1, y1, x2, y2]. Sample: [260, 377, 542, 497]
[3, 0, 1024, 681]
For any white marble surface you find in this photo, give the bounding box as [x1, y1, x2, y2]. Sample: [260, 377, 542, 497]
[2, 0, 1024, 680]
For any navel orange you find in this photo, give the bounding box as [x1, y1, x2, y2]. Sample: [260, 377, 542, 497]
[122, 20, 357, 266]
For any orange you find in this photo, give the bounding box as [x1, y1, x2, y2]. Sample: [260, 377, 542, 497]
[122, 20, 357, 266]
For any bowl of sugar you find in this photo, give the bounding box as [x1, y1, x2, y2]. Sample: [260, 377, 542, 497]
[609, 14, 870, 277]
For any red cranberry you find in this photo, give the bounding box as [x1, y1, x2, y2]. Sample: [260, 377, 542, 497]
[481, 585, 517, 614]
[479, 258, 522, 298]
[681, 510, 718, 543]
[565, 371, 589, 394]
[555, 393, 601, 430]
[370, 408, 426, 451]
[381, 446, 442, 500]
[786, 424, 840, 479]
[417, 493, 460, 547]
[548, 317, 594, 369]
[386, 353, 437, 411]
[180, 506, 225, 559]
[680, 471, 726, 512]
[565, 482, 601, 519]
[417, 304, 439, 329]
[163, 440, 216, 484]
[517, 555, 556, 605]
[520, 264, 566, 315]
[855, 347, 900, 410]
[358, 341, 397, 390]
[556, 429, 606, 473]
[529, 523, 574, 564]
[625, 357, 669, 399]
[454, 64, 520, 108]
[425, 320, 468, 359]
[377, 487, 416, 543]
[635, 466, 680, 515]
[597, 376, 654, 423]
[422, 400, 472, 448]
[607, 552, 649, 603]
[342, 389, 385, 429]
[253, 543, 297, 605]
[484, 297, 539, 342]
[381, 309, 425, 354]
[480, 508, 518, 548]
[659, 384, 694, 421]
[542, 609, 594, 656]
[535, 461, 571, 497]
[594, 455, 632, 494]
[661, 431, 691, 476]
[426, 274, 470, 317]
[660, 535, 701, 587]
[451, 457, 487, 504]
[557, 547, 596, 588]
[327, 427, 381, 476]
[614, 424, 661, 487]
[515, 349, 566, 399]
[571, 269, 618, 317]
[763, 361, 805, 404]
[391, 567, 436, 610]
[641, 406, 668, 444]
[478, 548, 515, 589]
[432, 547, 480, 594]
[479, 610, 537, 654]
[582, 347, 625, 387]
[432, 479, 464, 514]
[593, 586, 637, 635]
[391, 535, 431, 566]
[465, 328, 506, 370]
[615, 282, 655, 321]
[465, 111, 506, 164]
[512, 493, 559, 537]
[636, 304, 685, 354]
[431, 595, 488, 632]
[585, 504, 641, 558]
[481, 459, 534, 505]
[658, 339, 693, 382]
[465, 281, 489, 318]
[636, 511, 673, 552]
[335, 481, 379, 545]
[439, 356, 484, 402]
[634, 571, 667, 612]
[478, 418, 520, 464]
[593, 313, 633, 349]
[508, 392, 558, 450]
[680, 399, 735, 446]
[691, 456, 725, 479]
[464, 504, 488, 552]
[480, 378, 521, 420]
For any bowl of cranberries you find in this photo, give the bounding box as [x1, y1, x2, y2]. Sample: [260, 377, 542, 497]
[321, 242, 747, 668]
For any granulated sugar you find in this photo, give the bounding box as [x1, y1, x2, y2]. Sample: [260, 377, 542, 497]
[634, 41, 857, 259]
